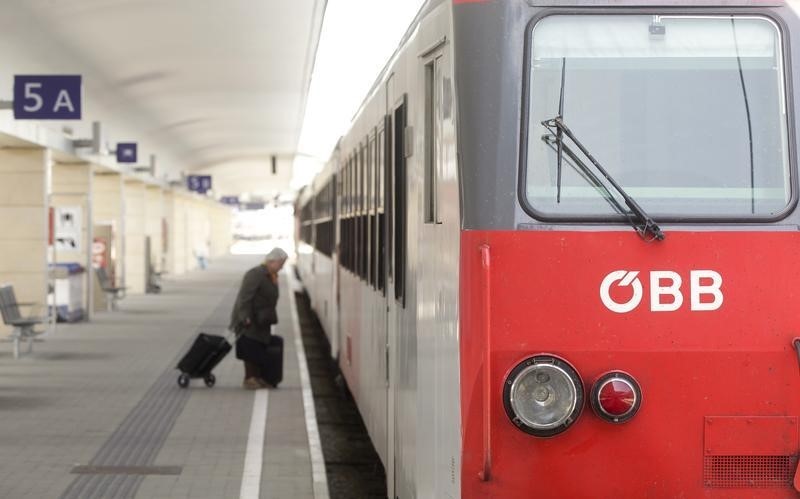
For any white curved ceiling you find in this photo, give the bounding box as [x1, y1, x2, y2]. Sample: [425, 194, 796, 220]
[1, 0, 325, 177]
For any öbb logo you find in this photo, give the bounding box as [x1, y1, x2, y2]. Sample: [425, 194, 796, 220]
[599, 270, 723, 313]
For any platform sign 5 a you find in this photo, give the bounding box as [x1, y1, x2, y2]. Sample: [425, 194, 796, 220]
[187, 175, 212, 194]
[116, 143, 138, 163]
[13, 75, 82, 119]
[220, 196, 239, 206]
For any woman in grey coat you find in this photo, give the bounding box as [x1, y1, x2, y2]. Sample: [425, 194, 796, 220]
[229, 248, 288, 389]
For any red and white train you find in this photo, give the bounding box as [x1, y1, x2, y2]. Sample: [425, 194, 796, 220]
[296, 0, 800, 497]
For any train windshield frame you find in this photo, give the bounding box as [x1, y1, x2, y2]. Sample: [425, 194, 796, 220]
[521, 14, 794, 222]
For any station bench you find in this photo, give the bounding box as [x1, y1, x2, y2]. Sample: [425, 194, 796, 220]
[95, 267, 126, 311]
[0, 285, 47, 359]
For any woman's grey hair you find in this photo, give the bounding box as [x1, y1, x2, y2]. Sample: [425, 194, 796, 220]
[264, 247, 289, 262]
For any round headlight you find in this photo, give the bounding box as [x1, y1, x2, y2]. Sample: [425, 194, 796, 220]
[503, 355, 584, 437]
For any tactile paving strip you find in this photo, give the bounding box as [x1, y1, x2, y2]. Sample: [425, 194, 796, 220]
[59, 285, 238, 499]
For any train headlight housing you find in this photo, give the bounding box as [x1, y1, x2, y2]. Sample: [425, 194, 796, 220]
[503, 355, 584, 437]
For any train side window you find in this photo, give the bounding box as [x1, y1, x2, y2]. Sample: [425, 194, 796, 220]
[357, 144, 364, 280]
[424, 58, 438, 224]
[377, 124, 386, 294]
[346, 155, 351, 272]
[362, 147, 366, 280]
[354, 144, 364, 279]
[350, 155, 355, 217]
[366, 138, 373, 284]
[386, 114, 394, 284]
[342, 162, 347, 270]
[344, 158, 349, 217]
[370, 132, 378, 288]
[362, 142, 369, 281]
[317, 181, 333, 256]
[345, 158, 352, 272]
[367, 136, 374, 216]
[353, 151, 359, 274]
[393, 96, 407, 306]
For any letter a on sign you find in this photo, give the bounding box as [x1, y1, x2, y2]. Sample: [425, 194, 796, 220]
[53, 90, 76, 113]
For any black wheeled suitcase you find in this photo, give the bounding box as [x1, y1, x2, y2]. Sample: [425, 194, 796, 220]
[236, 334, 284, 387]
[176, 333, 232, 388]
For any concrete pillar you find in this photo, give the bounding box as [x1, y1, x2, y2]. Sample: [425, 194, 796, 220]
[92, 172, 124, 291]
[162, 190, 175, 275]
[210, 203, 233, 258]
[50, 161, 92, 320]
[185, 197, 200, 272]
[0, 148, 50, 335]
[123, 178, 146, 294]
[165, 191, 188, 275]
[144, 186, 164, 275]
[186, 198, 211, 269]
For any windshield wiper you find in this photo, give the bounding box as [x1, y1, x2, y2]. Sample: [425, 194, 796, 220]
[542, 133, 630, 219]
[542, 117, 665, 242]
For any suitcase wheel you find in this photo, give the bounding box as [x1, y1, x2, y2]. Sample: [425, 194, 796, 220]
[178, 373, 190, 388]
[204, 374, 216, 388]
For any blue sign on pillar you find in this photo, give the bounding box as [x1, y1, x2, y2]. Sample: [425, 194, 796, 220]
[13, 75, 82, 119]
[116, 143, 138, 163]
[187, 175, 212, 194]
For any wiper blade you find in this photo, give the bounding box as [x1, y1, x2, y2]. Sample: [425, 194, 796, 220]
[542, 116, 665, 242]
[555, 57, 566, 203]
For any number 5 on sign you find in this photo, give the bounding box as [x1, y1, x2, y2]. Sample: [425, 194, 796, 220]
[13, 75, 82, 119]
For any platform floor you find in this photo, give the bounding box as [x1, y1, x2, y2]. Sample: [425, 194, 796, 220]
[0, 255, 320, 499]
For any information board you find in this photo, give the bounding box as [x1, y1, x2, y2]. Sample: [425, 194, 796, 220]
[116, 143, 138, 163]
[14, 75, 82, 119]
[187, 175, 212, 194]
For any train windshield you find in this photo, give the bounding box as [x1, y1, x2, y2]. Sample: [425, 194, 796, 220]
[525, 15, 791, 219]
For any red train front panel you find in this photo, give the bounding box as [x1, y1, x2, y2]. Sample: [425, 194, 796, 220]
[460, 229, 800, 498]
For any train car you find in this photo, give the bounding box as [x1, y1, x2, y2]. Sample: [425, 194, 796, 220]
[296, 0, 800, 497]
[296, 159, 339, 352]
[295, 184, 314, 293]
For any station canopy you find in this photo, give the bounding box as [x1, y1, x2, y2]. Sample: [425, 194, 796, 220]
[0, 0, 325, 197]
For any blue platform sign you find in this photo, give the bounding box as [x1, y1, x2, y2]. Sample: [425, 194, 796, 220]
[13, 75, 82, 120]
[116, 143, 138, 163]
[220, 196, 239, 206]
[187, 175, 212, 194]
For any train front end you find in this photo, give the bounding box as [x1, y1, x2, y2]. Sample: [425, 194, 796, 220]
[456, 0, 800, 497]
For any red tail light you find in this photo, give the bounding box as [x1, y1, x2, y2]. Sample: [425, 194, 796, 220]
[590, 371, 641, 424]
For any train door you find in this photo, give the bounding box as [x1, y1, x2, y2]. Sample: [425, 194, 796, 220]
[385, 74, 398, 499]
[420, 46, 460, 498]
[392, 92, 414, 499]
[387, 73, 416, 498]
[333, 170, 341, 359]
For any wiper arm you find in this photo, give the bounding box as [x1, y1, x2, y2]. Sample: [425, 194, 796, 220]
[542, 133, 648, 235]
[542, 117, 665, 241]
[542, 134, 630, 218]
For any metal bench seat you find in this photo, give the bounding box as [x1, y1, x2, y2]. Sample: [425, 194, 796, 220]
[0, 285, 47, 359]
[95, 267, 126, 311]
